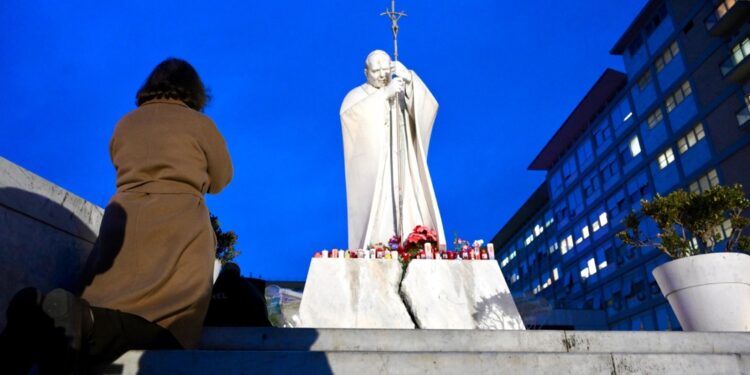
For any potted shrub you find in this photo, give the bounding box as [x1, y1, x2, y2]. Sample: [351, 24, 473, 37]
[617, 184, 750, 331]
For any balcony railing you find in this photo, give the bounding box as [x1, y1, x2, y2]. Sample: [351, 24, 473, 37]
[737, 105, 750, 127]
[705, 0, 750, 36]
[721, 37, 750, 82]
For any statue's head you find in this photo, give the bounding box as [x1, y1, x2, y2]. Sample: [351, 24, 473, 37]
[364, 50, 392, 89]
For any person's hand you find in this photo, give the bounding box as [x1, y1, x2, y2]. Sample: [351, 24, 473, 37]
[391, 61, 411, 83]
[384, 77, 404, 99]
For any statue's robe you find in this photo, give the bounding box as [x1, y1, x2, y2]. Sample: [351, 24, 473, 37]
[340, 71, 445, 250]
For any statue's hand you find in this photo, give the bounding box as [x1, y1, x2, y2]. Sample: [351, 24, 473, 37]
[391, 61, 411, 83]
[384, 77, 404, 99]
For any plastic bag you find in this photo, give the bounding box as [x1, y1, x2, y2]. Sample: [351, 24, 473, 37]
[265, 285, 303, 327]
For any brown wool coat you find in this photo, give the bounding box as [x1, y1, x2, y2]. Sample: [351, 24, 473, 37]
[82, 99, 232, 348]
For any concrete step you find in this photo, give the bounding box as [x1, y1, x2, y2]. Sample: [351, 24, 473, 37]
[198, 327, 750, 354]
[114, 351, 749, 374]
[109, 328, 750, 375]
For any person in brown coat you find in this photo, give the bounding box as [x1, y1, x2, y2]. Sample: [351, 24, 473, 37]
[81, 57, 233, 350]
[0, 58, 233, 374]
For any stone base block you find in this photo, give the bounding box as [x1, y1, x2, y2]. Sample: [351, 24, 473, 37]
[401, 260, 525, 330]
[298, 259, 414, 329]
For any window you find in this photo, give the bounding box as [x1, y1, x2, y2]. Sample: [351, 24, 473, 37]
[646, 108, 664, 129]
[590, 207, 609, 233]
[677, 123, 705, 154]
[548, 239, 559, 254]
[550, 171, 563, 197]
[501, 256, 509, 267]
[627, 170, 651, 203]
[689, 169, 720, 193]
[567, 187, 584, 217]
[608, 189, 628, 217]
[600, 154, 620, 181]
[637, 70, 652, 91]
[629, 135, 642, 157]
[524, 230, 534, 246]
[577, 139, 594, 171]
[730, 37, 750, 66]
[544, 210, 554, 227]
[713, 219, 734, 243]
[714, 0, 739, 21]
[644, 3, 667, 37]
[612, 97, 634, 126]
[510, 270, 519, 284]
[574, 220, 590, 245]
[580, 257, 597, 280]
[657, 147, 675, 169]
[554, 201, 569, 222]
[594, 121, 614, 149]
[655, 41, 680, 72]
[533, 223, 544, 237]
[562, 157, 578, 183]
[582, 172, 601, 198]
[560, 233, 574, 255]
[665, 81, 692, 112]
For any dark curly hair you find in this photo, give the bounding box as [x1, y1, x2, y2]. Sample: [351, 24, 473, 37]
[136, 58, 210, 111]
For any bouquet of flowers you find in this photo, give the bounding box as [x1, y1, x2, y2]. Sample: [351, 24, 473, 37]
[398, 225, 439, 266]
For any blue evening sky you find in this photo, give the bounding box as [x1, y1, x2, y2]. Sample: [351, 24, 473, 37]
[1, 1, 647, 281]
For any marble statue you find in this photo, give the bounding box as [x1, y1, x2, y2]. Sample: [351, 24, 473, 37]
[340, 50, 445, 250]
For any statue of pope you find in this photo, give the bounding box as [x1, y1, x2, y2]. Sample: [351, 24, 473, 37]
[340, 50, 445, 250]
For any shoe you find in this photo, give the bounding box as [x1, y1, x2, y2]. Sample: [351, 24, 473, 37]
[41, 288, 93, 353]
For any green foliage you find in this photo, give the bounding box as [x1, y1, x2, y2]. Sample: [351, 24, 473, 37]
[211, 214, 240, 264]
[617, 184, 750, 258]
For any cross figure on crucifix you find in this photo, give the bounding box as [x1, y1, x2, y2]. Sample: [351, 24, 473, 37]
[380, 0, 407, 61]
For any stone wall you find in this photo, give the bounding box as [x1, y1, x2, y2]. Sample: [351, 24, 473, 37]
[0, 156, 103, 330]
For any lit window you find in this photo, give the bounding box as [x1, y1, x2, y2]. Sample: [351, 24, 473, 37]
[637, 70, 652, 91]
[560, 234, 574, 255]
[580, 258, 597, 280]
[657, 148, 675, 169]
[598, 259, 608, 270]
[665, 81, 692, 113]
[582, 225, 590, 240]
[553, 267, 560, 281]
[629, 136, 642, 157]
[677, 123, 705, 154]
[588, 258, 597, 276]
[690, 169, 720, 193]
[501, 257, 509, 267]
[599, 212, 608, 226]
[655, 41, 680, 72]
[647, 108, 663, 129]
[548, 240, 559, 254]
[509, 250, 516, 260]
[534, 224, 544, 236]
[524, 233, 534, 246]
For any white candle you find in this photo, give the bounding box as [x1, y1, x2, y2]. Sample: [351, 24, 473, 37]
[424, 243, 433, 259]
[488, 243, 495, 260]
[321, 250, 329, 258]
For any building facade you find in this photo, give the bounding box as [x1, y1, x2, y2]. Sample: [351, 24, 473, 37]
[492, 0, 750, 330]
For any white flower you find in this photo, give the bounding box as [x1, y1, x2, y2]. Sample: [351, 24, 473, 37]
[473, 239, 484, 247]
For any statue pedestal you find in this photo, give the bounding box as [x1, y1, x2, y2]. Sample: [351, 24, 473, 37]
[298, 259, 415, 329]
[299, 258, 525, 330]
[401, 260, 525, 330]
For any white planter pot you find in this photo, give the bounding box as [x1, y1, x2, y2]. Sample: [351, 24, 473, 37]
[652, 252, 750, 331]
